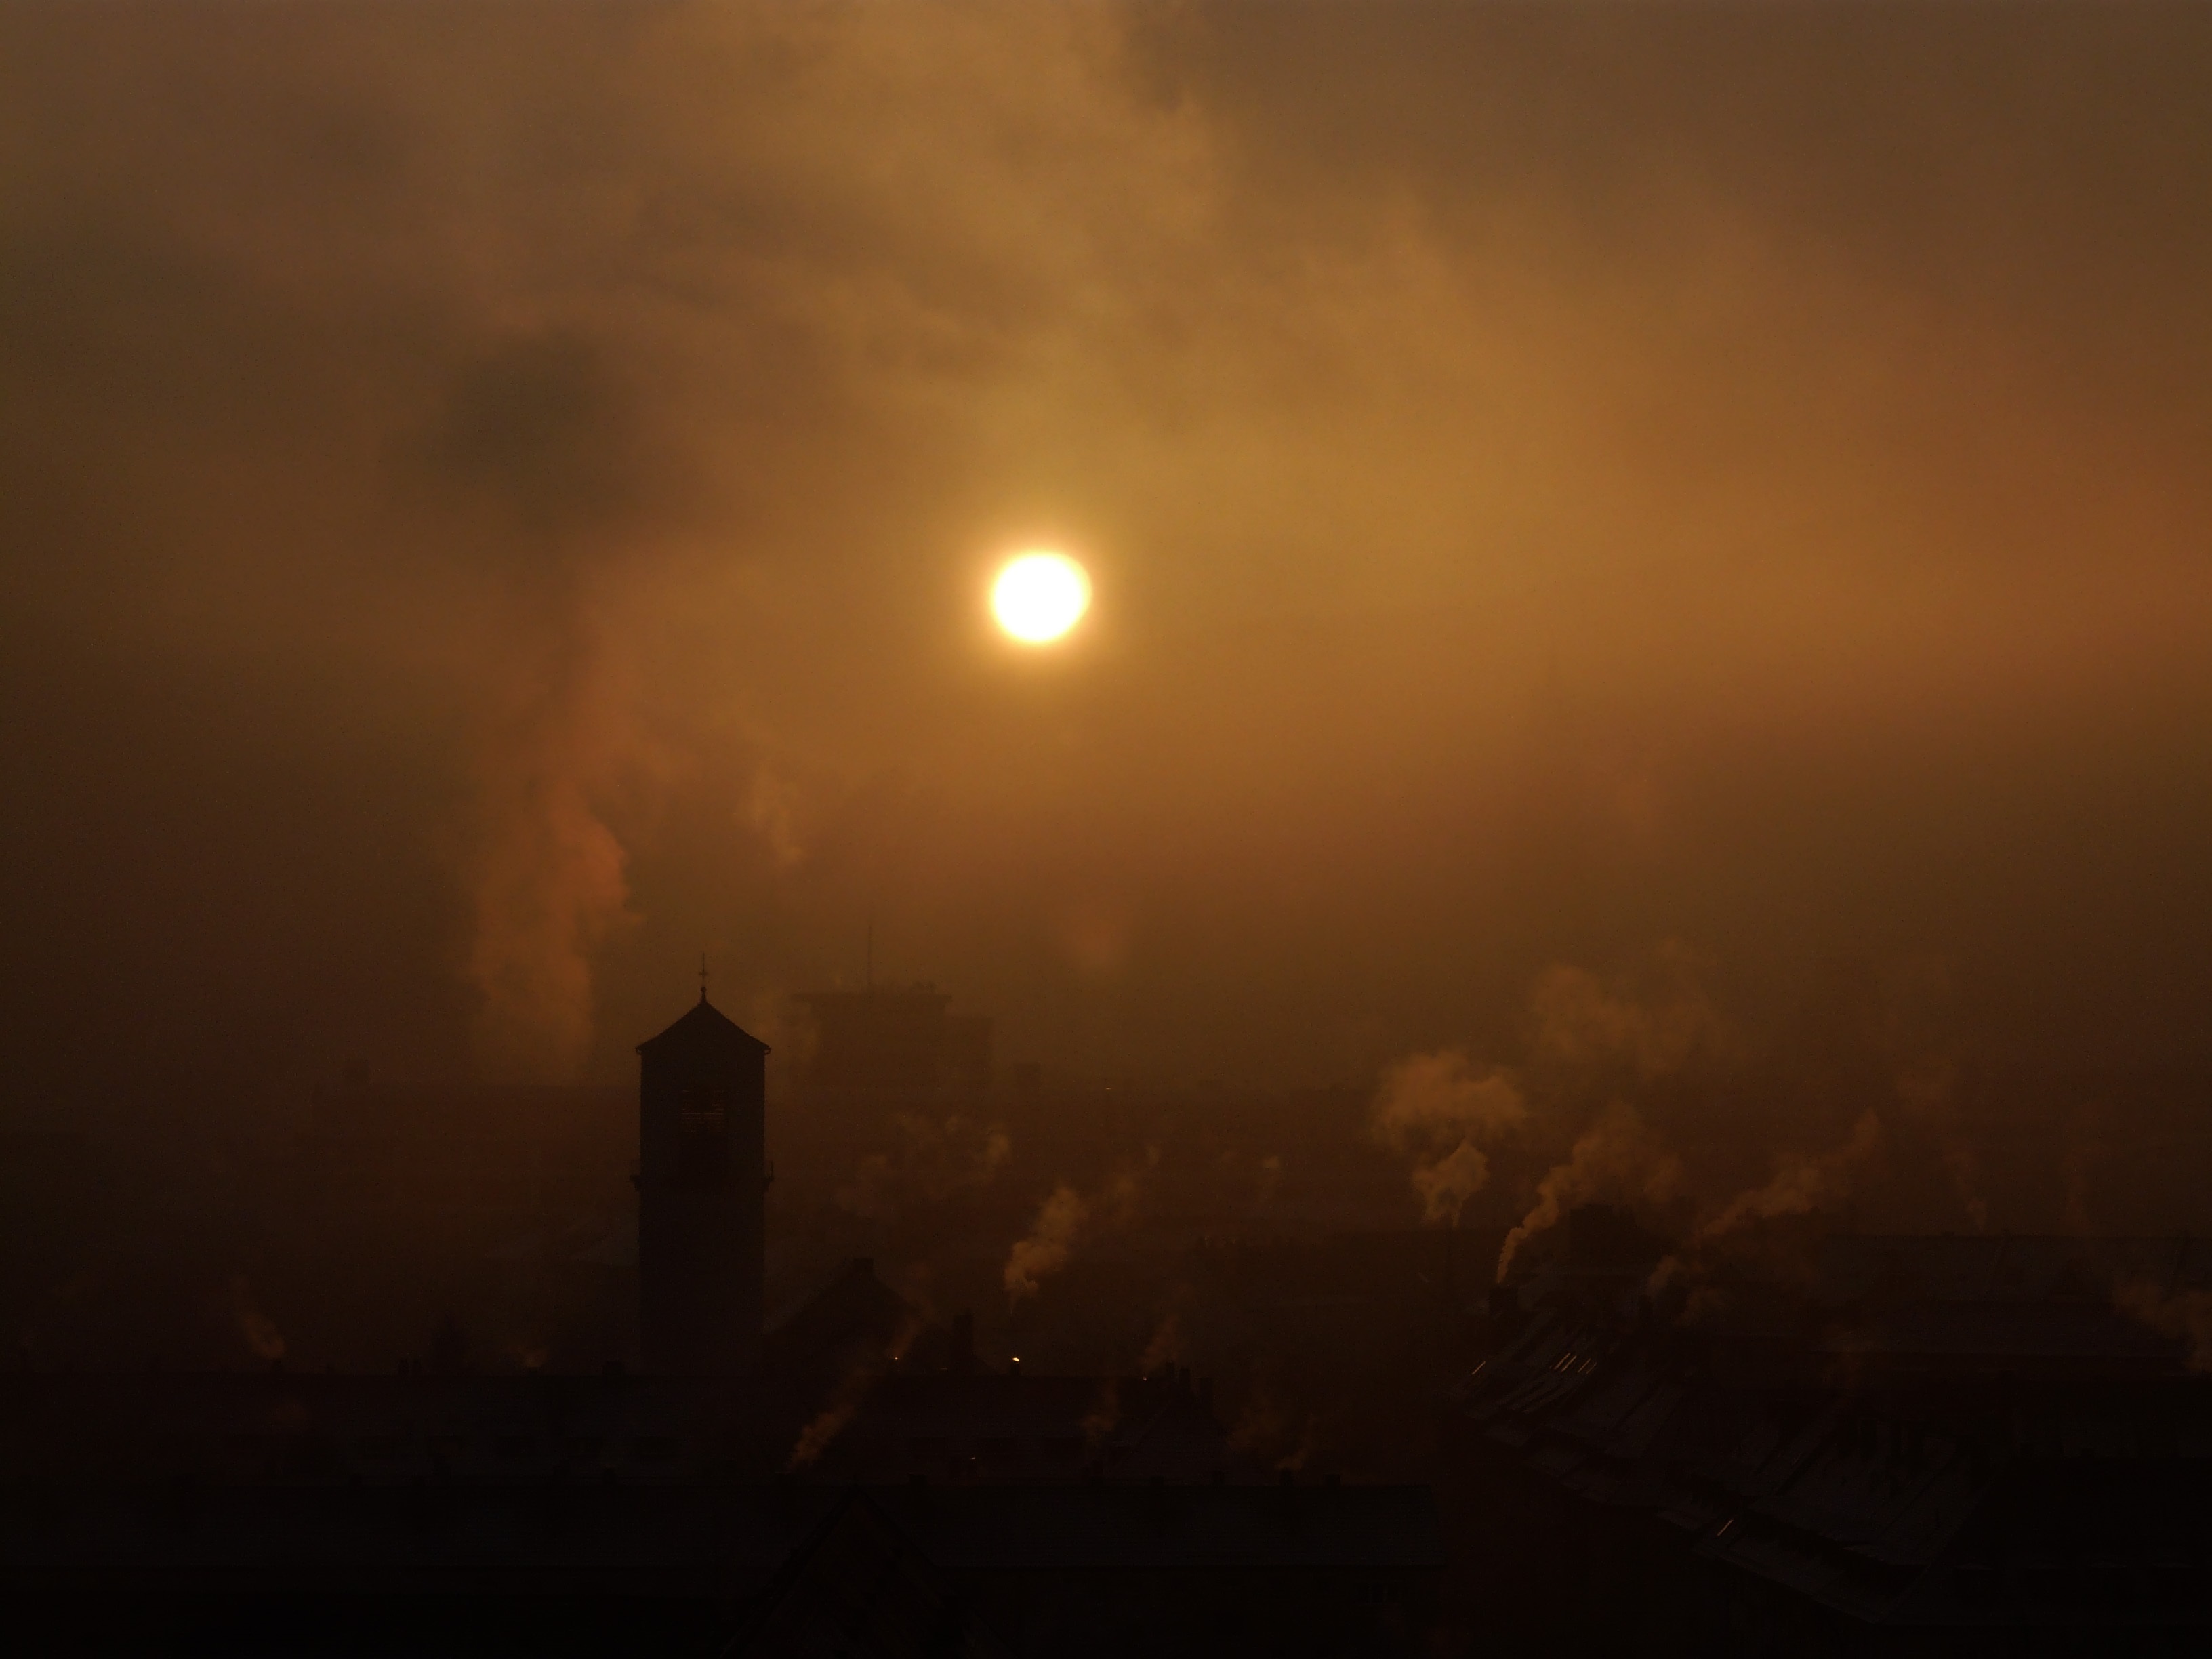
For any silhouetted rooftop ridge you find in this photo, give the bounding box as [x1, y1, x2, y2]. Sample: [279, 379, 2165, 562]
[636, 996, 769, 1055]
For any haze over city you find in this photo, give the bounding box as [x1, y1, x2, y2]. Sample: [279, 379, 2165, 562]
[7, 5, 2212, 1654]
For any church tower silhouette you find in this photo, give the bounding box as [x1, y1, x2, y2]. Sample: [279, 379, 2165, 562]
[634, 989, 769, 1374]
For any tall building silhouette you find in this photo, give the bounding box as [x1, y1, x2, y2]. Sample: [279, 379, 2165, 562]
[635, 994, 769, 1374]
[792, 985, 992, 1092]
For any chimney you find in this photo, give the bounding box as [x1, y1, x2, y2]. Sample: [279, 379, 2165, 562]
[950, 1311, 975, 1378]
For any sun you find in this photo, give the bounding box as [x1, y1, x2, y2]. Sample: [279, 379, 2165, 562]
[991, 550, 1091, 644]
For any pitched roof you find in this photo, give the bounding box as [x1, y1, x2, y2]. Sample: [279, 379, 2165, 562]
[636, 995, 770, 1056]
[766, 1258, 917, 1380]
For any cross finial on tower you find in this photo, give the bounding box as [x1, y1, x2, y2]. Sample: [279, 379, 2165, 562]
[699, 951, 710, 1004]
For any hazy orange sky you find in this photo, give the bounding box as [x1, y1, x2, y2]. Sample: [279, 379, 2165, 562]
[7, 3, 2212, 1106]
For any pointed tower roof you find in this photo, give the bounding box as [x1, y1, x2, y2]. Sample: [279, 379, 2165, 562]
[636, 994, 771, 1056]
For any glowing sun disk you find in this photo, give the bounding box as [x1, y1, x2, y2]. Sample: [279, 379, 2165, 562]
[991, 552, 1090, 644]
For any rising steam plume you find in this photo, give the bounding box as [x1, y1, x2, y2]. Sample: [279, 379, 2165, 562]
[1696, 1109, 1884, 1242]
[1649, 1110, 1886, 1292]
[785, 1311, 928, 1471]
[1496, 1102, 1682, 1282]
[1003, 1153, 1155, 1303]
[441, 328, 651, 1084]
[1005, 1185, 1089, 1303]
[1368, 1050, 1528, 1224]
[466, 713, 632, 1080]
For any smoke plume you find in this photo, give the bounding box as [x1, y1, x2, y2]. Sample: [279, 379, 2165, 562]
[1496, 1102, 1682, 1282]
[1002, 1149, 1158, 1303]
[1005, 1184, 1090, 1303]
[1696, 1109, 1884, 1242]
[786, 1389, 861, 1472]
[1410, 1141, 1494, 1228]
[1369, 1050, 1528, 1224]
[466, 734, 632, 1080]
[1650, 1110, 1885, 1292]
[787, 1310, 927, 1470]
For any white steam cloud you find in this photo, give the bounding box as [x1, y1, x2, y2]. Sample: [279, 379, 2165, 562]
[1368, 1050, 1528, 1224]
[1496, 1101, 1682, 1282]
